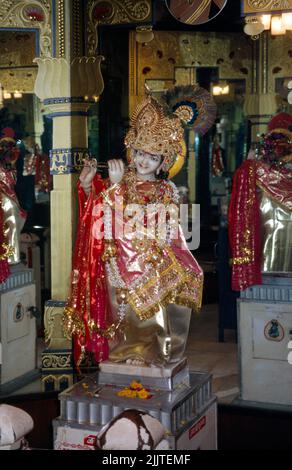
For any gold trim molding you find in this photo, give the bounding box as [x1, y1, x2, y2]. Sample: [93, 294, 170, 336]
[243, 0, 292, 14]
[0, 0, 53, 57]
[73, 0, 82, 58]
[86, 0, 152, 56]
[57, 0, 65, 58]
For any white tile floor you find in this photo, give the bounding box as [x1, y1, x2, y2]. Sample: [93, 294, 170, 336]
[186, 303, 239, 404]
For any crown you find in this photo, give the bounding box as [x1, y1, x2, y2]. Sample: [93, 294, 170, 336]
[125, 85, 216, 177]
[125, 93, 184, 174]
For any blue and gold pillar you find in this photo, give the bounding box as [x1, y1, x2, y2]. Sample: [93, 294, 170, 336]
[34, 54, 104, 389]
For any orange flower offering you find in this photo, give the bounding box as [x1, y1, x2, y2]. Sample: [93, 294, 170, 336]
[117, 381, 153, 400]
[130, 380, 143, 391]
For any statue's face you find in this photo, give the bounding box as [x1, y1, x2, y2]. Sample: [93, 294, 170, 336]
[134, 150, 162, 177]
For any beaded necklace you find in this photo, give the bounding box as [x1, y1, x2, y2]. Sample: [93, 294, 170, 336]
[123, 170, 168, 206]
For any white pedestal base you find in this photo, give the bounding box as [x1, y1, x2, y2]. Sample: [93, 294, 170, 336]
[0, 266, 37, 390]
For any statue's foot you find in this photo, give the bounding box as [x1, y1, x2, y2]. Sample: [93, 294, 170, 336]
[126, 358, 145, 366]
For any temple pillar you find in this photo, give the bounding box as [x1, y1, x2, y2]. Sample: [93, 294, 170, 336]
[244, 92, 277, 142]
[188, 130, 196, 204]
[244, 33, 277, 143]
[34, 56, 104, 389]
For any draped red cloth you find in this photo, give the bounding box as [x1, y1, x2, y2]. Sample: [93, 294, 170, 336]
[229, 159, 292, 291]
[228, 160, 262, 291]
[65, 174, 109, 366]
[0, 200, 10, 284]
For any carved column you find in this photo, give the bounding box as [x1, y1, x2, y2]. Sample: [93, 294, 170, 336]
[34, 56, 104, 298]
[188, 131, 196, 204]
[244, 33, 277, 142]
[34, 56, 104, 389]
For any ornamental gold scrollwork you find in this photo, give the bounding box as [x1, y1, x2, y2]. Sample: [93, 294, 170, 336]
[0, 0, 53, 57]
[86, 0, 152, 56]
[44, 305, 71, 349]
[44, 306, 56, 345]
[245, 0, 292, 13]
[42, 353, 72, 369]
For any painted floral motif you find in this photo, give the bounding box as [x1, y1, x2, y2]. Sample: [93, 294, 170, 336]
[24, 6, 45, 22]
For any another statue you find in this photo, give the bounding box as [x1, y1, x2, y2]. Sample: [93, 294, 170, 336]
[229, 112, 292, 291]
[0, 128, 26, 283]
[64, 85, 216, 366]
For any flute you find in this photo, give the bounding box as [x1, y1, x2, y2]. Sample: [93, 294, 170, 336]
[67, 162, 110, 168]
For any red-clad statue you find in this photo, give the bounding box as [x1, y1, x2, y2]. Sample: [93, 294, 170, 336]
[229, 112, 292, 291]
[64, 85, 216, 367]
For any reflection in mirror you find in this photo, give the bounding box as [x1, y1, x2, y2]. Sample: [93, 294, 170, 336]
[210, 79, 247, 208]
[0, 30, 52, 396]
[166, 0, 227, 25]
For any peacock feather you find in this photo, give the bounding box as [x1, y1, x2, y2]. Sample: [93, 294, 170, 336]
[162, 84, 217, 135]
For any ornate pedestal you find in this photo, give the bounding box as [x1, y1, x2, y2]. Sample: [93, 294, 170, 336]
[53, 360, 217, 450]
[41, 300, 73, 392]
[0, 265, 39, 394]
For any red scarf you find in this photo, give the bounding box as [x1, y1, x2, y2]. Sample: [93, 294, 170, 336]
[228, 160, 262, 291]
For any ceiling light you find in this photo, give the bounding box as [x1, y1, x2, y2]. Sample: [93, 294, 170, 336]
[244, 17, 265, 36]
[261, 14, 271, 30]
[135, 26, 154, 44]
[271, 15, 286, 35]
[282, 13, 292, 30]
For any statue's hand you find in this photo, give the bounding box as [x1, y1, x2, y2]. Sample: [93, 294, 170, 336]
[79, 158, 97, 194]
[108, 159, 125, 184]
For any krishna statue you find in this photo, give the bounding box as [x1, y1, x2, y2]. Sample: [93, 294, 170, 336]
[64, 85, 216, 367]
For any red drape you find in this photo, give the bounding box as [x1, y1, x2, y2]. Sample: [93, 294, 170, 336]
[65, 174, 109, 366]
[228, 160, 262, 291]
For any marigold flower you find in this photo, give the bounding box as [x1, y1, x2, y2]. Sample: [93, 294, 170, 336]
[137, 389, 151, 399]
[125, 390, 137, 398]
[116, 380, 153, 399]
[130, 380, 143, 390]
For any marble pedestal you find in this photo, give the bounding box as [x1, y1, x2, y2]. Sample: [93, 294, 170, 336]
[0, 265, 39, 394]
[53, 359, 217, 450]
[98, 358, 189, 391]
